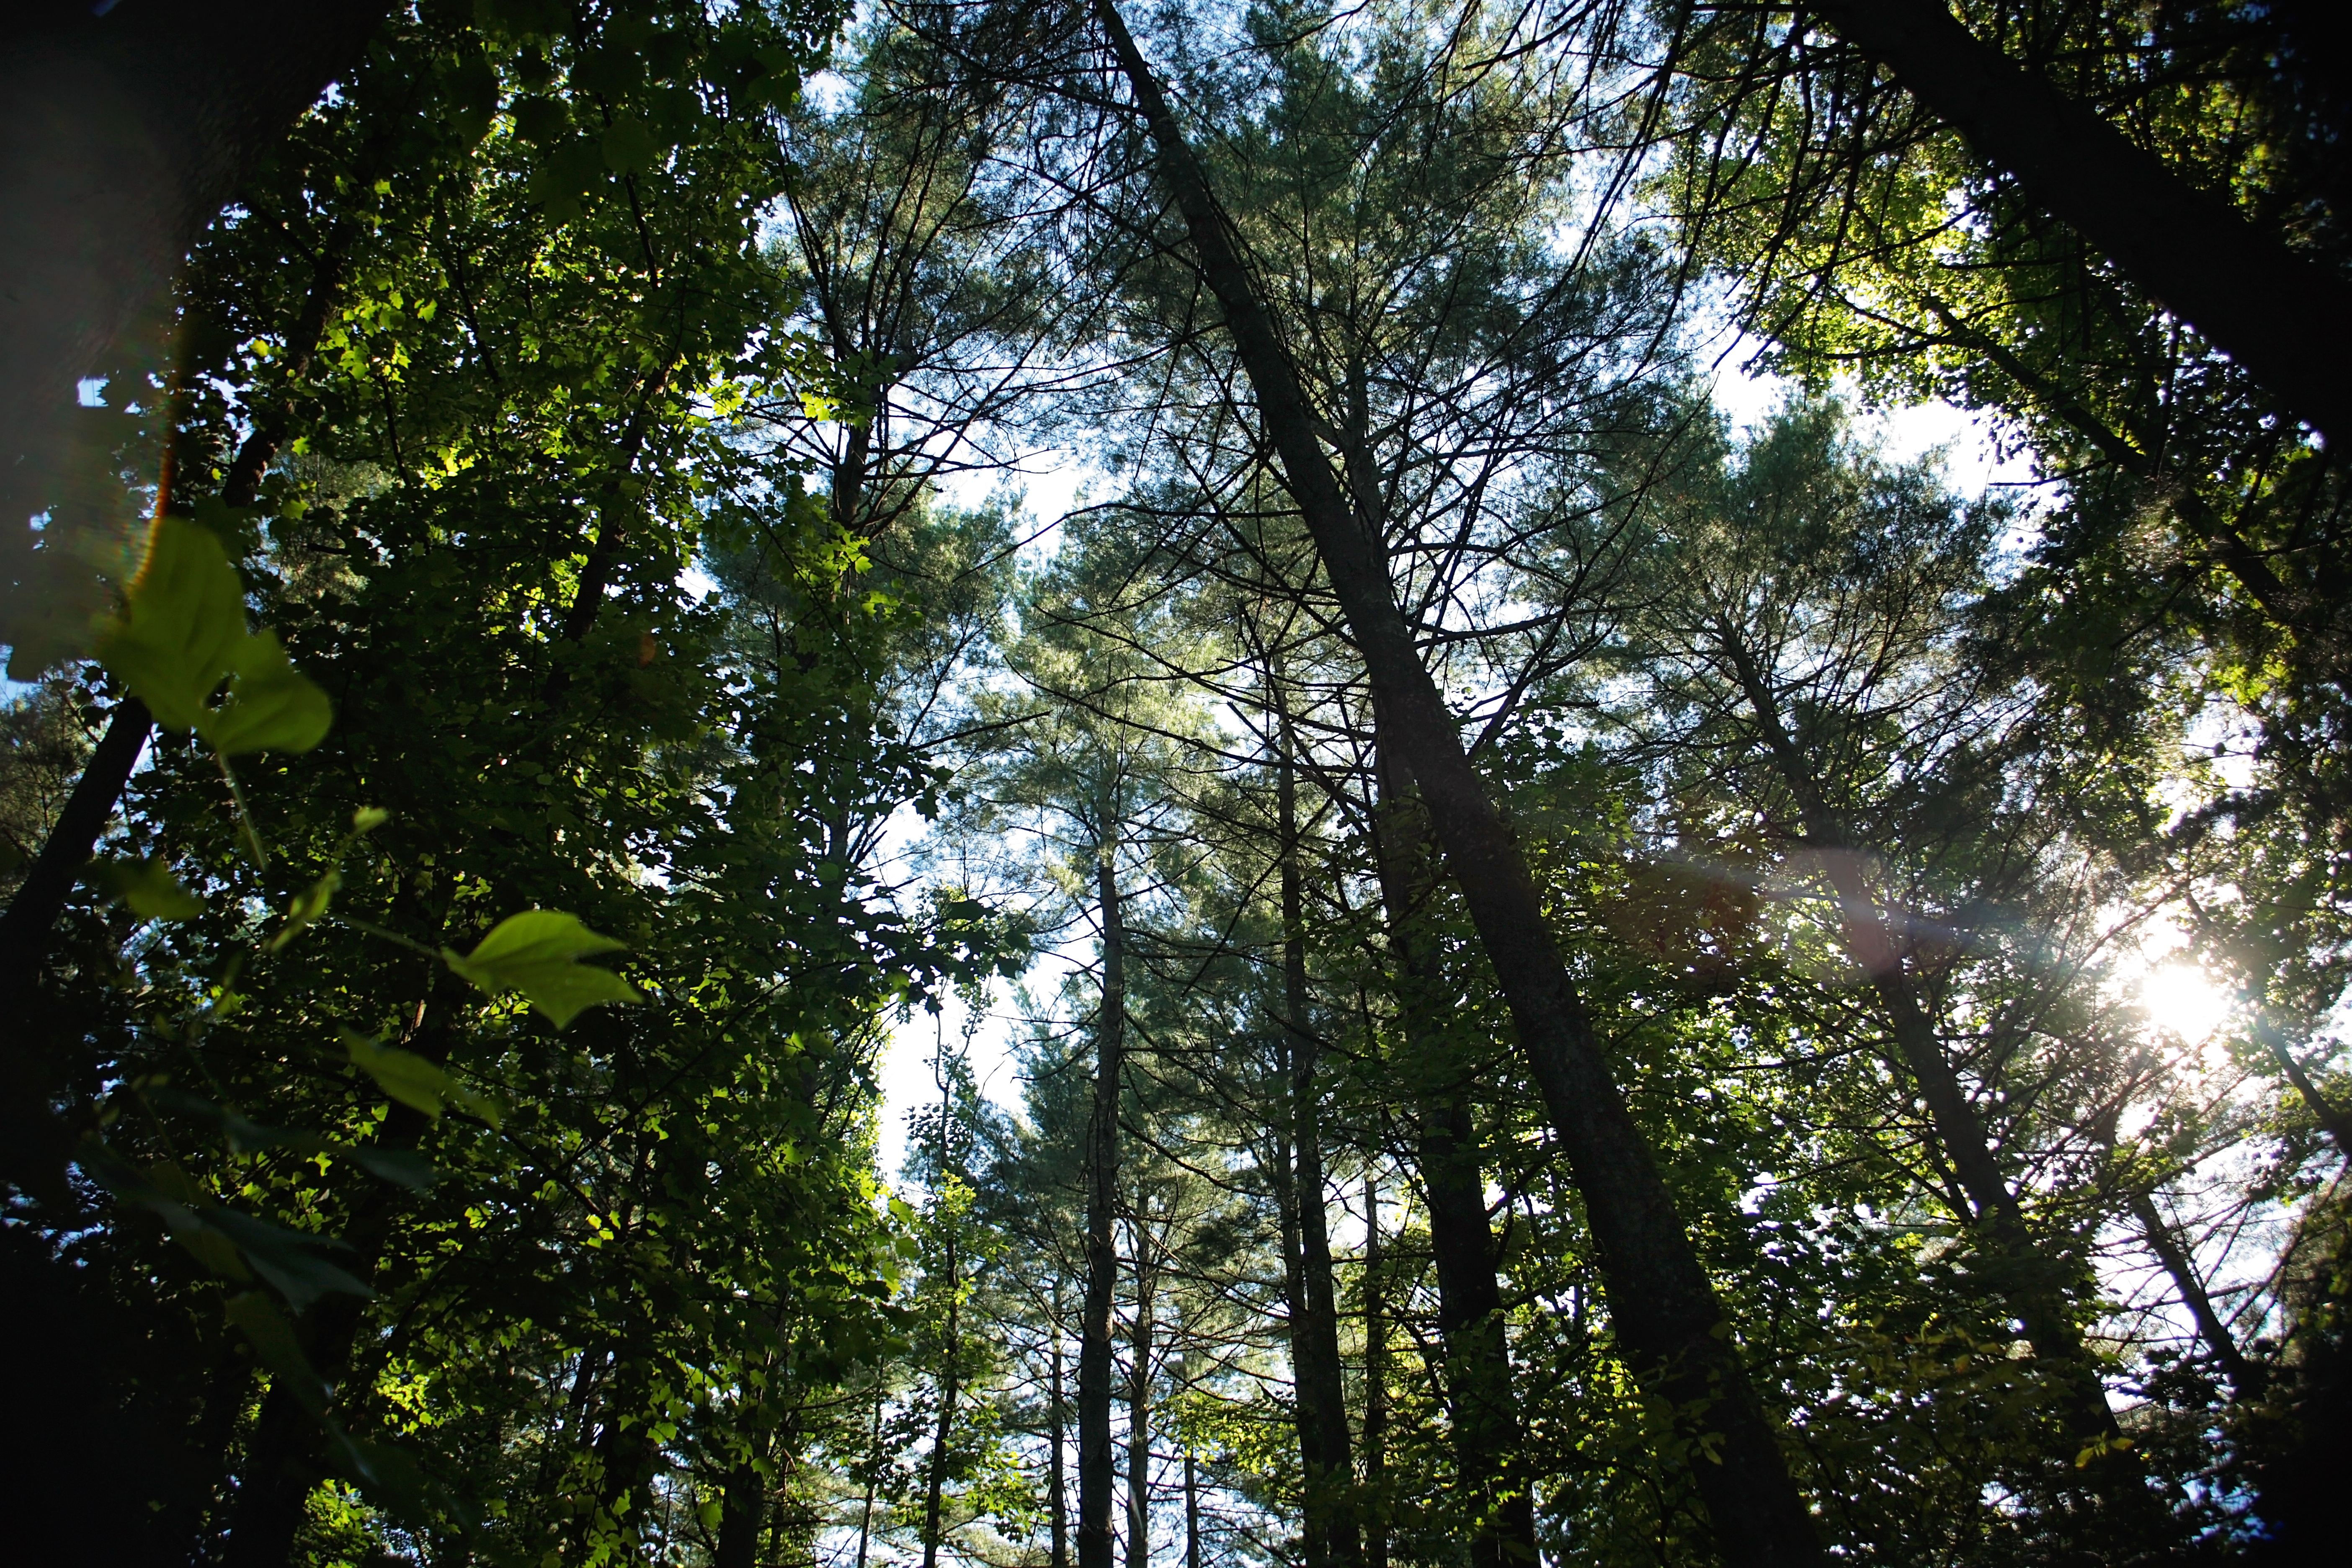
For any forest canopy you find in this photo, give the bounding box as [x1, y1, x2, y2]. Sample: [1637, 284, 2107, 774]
[1, 3, 2347, 1568]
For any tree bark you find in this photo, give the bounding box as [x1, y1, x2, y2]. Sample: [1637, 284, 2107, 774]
[1278, 713, 1364, 1568]
[1080, 856, 1127, 1568]
[1052, 1299, 1072, 1568]
[717, 1456, 766, 1568]
[1803, 0, 2352, 448]
[1361, 1171, 1388, 1568]
[1126, 1186, 1155, 1568]
[1089, 9, 1822, 1561]
[922, 1224, 964, 1568]
[1369, 729, 1536, 1568]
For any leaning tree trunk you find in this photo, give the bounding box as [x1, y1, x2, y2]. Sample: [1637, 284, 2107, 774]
[1801, 0, 2352, 448]
[1711, 626, 2163, 1511]
[1369, 729, 1537, 1568]
[1089, 8, 1822, 1562]
[1079, 854, 1128, 1568]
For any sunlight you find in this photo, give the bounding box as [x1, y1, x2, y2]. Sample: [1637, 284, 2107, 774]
[2138, 961, 2235, 1044]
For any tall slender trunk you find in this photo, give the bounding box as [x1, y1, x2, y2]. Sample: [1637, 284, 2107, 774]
[1127, 1187, 1156, 1568]
[1080, 855, 1127, 1568]
[717, 1454, 766, 1568]
[856, 1382, 884, 1568]
[1713, 627, 2133, 1455]
[1362, 1171, 1387, 1568]
[1091, 11, 1821, 1560]
[1184, 1448, 1200, 1568]
[1369, 728, 1535, 1568]
[1802, 0, 2352, 448]
[922, 1225, 964, 1568]
[1052, 1295, 1071, 1568]
[1277, 708, 1364, 1568]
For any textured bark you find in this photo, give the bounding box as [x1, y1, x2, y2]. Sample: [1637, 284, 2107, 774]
[0, 0, 388, 645]
[1362, 1172, 1388, 1568]
[717, 1457, 766, 1568]
[1052, 1301, 1071, 1568]
[1079, 858, 1127, 1568]
[1125, 1196, 1155, 1568]
[1369, 730, 1536, 1568]
[1090, 8, 1821, 1561]
[1278, 717, 1364, 1568]
[1806, 0, 2352, 447]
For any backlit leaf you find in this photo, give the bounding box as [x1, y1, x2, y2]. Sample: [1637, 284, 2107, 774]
[197, 627, 332, 756]
[442, 909, 640, 1028]
[100, 857, 205, 921]
[93, 517, 245, 732]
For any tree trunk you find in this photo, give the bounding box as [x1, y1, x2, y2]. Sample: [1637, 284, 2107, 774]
[1362, 1171, 1387, 1568]
[1804, 0, 2352, 448]
[1052, 1300, 1071, 1568]
[1087, 11, 1821, 1560]
[1127, 1189, 1155, 1568]
[1080, 856, 1127, 1568]
[2130, 1189, 2256, 1393]
[922, 1225, 964, 1568]
[0, 216, 353, 1169]
[1369, 728, 1536, 1568]
[1277, 715, 1363, 1568]
[717, 1457, 765, 1568]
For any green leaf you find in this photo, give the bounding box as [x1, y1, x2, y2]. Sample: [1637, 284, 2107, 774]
[93, 517, 246, 732]
[204, 1208, 371, 1311]
[441, 910, 641, 1028]
[268, 868, 341, 952]
[196, 627, 332, 756]
[602, 112, 659, 174]
[100, 857, 205, 921]
[224, 1292, 331, 1417]
[343, 1030, 502, 1128]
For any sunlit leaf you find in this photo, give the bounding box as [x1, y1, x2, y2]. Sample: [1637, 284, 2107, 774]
[441, 909, 640, 1028]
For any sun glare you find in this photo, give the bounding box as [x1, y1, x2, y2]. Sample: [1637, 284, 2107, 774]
[2138, 962, 2234, 1044]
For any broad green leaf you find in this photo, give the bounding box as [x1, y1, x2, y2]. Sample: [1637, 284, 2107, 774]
[601, 112, 659, 173]
[204, 1208, 371, 1311]
[344, 1030, 456, 1118]
[352, 805, 391, 833]
[197, 627, 332, 756]
[441, 909, 641, 1028]
[343, 1030, 502, 1128]
[93, 517, 246, 731]
[100, 857, 205, 921]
